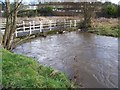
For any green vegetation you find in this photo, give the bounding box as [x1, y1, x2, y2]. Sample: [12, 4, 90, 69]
[45, 28, 76, 35]
[99, 2, 118, 18]
[2, 48, 73, 88]
[103, 4, 117, 17]
[17, 6, 53, 17]
[17, 10, 37, 17]
[104, 4, 117, 15]
[45, 30, 58, 35]
[78, 21, 91, 31]
[37, 7, 53, 16]
[65, 27, 77, 32]
[0, 47, 2, 86]
[88, 25, 119, 37]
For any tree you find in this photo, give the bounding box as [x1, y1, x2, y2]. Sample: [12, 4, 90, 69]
[103, 3, 117, 17]
[118, 2, 120, 17]
[37, 6, 53, 16]
[79, 1, 98, 31]
[2, 0, 22, 50]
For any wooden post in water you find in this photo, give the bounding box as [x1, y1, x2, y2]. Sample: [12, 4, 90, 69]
[29, 22, 32, 35]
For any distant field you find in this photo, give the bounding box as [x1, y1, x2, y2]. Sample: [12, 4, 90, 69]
[0, 16, 80, 23]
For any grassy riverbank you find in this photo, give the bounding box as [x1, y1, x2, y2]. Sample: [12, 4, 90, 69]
[2, 48, 73, 88]
[88, 25, 119, 37]
[88, 18, 119, 37]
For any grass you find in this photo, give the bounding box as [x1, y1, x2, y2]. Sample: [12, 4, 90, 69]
[2, 48, 73, 88]
[87, 24, 119, 37]
[45, 30, 58, 35]
[87, 18, 119, 37]
[0, 47, 2, 87]
[45, 27, 76, 35]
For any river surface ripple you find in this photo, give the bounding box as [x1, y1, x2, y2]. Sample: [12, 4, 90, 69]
[13, 32, 118, 88]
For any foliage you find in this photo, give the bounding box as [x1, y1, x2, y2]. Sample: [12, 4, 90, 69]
[17, 6, 53, 17]
[46, 30, 58, 35]
[78, 20, 91, 31]
[18, 10, 36, 17]
[2, 48, 72, 88]
[118, 5, 120, 17]
[100, 3, 118, 18]
[0, 47, 2, 85]
[104, 4, 117, 15]
[37, 7, 53, 16]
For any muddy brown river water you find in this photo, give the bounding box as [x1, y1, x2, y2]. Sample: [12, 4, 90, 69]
[13, 32, 118, 88]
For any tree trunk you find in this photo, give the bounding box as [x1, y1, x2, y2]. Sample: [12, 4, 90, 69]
[2, 0, 21, 50]
[7, 0, 18, 50]
[2, 0, 11, 48]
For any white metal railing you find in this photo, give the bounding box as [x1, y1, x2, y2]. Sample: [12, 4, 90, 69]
[0, 19, 80, 37]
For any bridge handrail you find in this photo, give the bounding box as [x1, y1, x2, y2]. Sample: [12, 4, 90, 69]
[0, 19, 80, 37]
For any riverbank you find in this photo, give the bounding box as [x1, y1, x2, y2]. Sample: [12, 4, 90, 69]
[88, 25, 119, 37]
[2, 48, 74, 88]
[88, 18, 119, 37]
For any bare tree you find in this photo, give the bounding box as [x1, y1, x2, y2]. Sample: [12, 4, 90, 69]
[2, 0, 22, 50]
[79, 1, 100, 31]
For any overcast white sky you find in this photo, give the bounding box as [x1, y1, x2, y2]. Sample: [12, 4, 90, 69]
[105, 0, 119, 4]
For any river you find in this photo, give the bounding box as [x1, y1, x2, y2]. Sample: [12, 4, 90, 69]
[13, 32, 118, 88]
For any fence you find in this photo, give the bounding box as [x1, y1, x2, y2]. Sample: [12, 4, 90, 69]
[0, 19, 80, 37]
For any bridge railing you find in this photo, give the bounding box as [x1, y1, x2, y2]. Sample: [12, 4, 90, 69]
[0, 19, 80, 37]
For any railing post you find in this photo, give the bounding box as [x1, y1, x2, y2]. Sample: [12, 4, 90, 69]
[15, 30, 17, 37]
[39, 21, 43, 32]
[54, 20, 56, 27]
[29, 22, 32, 35]
[49, 20, 52, 31]
[33, 21, 35, 31]
[70, 20, 72, 28]
[74, 20, 77, 27]
[23, 21, 25, 31]
[64, 19, 66, 28]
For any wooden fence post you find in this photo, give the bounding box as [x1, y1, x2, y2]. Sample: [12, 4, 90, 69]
[23, 21, 25, 31]
[39, 21, 43, 32]
[64, 19, 66, 28]
[33, 21, 35, 31]
[74, 20, 77, 27]
[49, 20, 52, 31]
[15, 30, 17, 37]
[70, 20, 72, 28]
[54, 20, 56, 27]
[29, 22, 32, 35]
